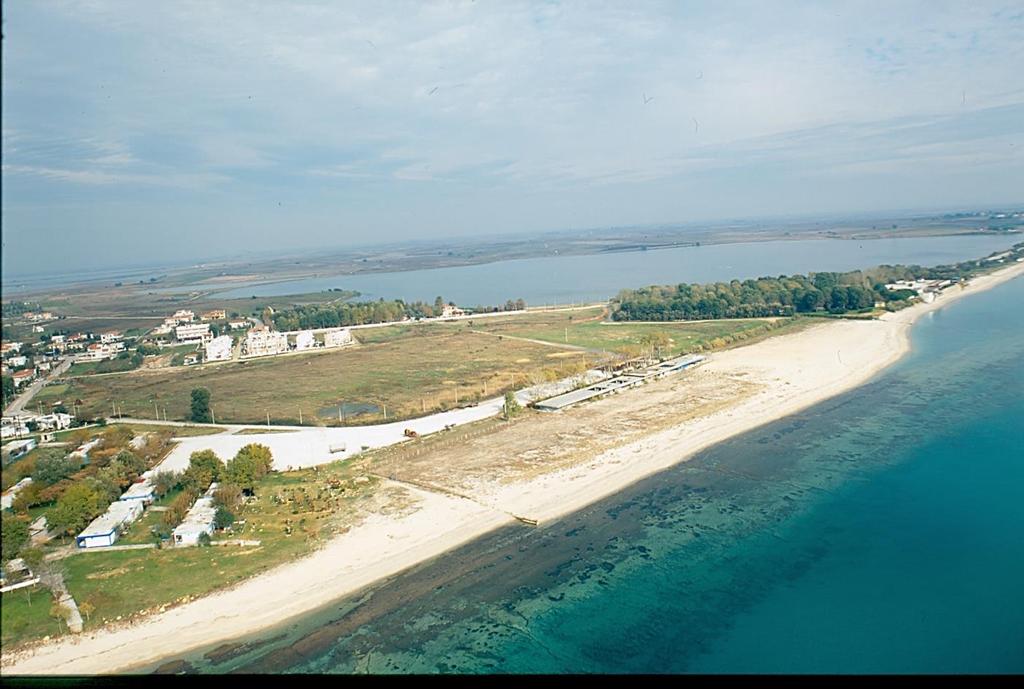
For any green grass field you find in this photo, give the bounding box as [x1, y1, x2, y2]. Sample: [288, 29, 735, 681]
[33, 329, 592, 425]
[1, 586, 56, 648]
[1, 461, 379, 649]
[453, 307, 795, 355]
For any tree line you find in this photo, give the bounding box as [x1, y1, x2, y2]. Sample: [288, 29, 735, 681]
[610, 244, 1023, 321]
[270, 295, 526, 331]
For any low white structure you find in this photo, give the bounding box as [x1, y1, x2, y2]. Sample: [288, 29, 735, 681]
[75, 499, 144, 548]
[1, 425, 29, 440]
[172, 483, 218, 546]
[323, 328, 354, 348]
[2, 438, 37, 464]
[175, 323, 211, 344]
[70, 438, 102, 462]
[294, 330, 315, 351]
[7, 355, 27, 368]
[228, 320, 251, 330]
[1, 477, 33, 510]
[204, 335, 233, 362]
[99, 331, 122, 343]
[119, 480, 156, 505]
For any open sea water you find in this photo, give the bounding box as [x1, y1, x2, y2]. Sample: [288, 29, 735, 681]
[164, 274, 1024, 674]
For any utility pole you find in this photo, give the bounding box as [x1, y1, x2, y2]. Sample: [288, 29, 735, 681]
[111, 401, 116, 418]
[154, 401, 159, 420]
[211, 409, 216, 425]
[382, 402, 387, 421]
[298, 408, 302, 425]
[266, 410, 270, 427]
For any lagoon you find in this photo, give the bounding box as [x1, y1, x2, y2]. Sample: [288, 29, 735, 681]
[206, 234, 1021, 306]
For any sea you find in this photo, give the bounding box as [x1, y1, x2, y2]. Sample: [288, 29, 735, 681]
[152, 263, 1024, 674]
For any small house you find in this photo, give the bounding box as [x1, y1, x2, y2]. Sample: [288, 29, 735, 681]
[76, 500, 144, 548]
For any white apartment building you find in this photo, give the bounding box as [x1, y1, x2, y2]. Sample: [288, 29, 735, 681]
[175, 323, 212, 344]
[77, 342, 123, 362]
[99, 331, 122, 343]
[323, 328, 354, 348]
[244, 329, 288, 358]
[204, 335, 233, 362]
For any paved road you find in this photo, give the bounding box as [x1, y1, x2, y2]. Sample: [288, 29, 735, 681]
[4, 357, 73, 414]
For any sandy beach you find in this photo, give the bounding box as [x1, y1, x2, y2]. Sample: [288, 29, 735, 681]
[3, 260, 1022, 675]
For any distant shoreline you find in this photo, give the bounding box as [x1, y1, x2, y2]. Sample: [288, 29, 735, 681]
[3, 228, 1019, 300]
[2, 260, 1022, 675]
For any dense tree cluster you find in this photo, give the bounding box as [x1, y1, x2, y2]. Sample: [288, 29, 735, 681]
[271, 295, 527, 331]
[272, 299, 438, 330]
[612, 244, 1024, 322]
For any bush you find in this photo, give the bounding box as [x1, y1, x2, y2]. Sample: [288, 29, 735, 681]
[214, 484, 242, 511]
[151, 471, 181, 498]
[2, 512, 30, 564]
[161, 489, 197, 530]
[197, 532, 212, 547]
[32, 453, 78, 486]
[213, 507, 235, 530]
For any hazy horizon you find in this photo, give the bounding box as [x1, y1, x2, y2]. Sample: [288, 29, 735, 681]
[3, 1, 1024, 275]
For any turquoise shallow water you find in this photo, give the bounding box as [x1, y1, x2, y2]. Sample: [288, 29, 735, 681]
[161, 275, 1024, 674]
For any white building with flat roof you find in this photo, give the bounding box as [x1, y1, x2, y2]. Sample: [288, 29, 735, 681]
[176, 323, 211, 344]
[119, 480, 155, 505]
[172, 483, 218, 546]
[204, 335, 233, 362]
[294, 330, 315, 351]
[36, 413, 73, 430]
[77, 342, 122, 362]
[323, 328, 354, 348]
[244, 329, 288, 358]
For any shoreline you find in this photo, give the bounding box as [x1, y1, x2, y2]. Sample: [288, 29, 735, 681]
[3, 260, 1022, 675]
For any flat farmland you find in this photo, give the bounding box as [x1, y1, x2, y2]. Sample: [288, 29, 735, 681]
[34, 329, 594, 425]
[434, 307, 799, 356]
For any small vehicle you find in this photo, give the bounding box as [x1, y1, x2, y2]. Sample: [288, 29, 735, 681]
[403, 428, 419, 438]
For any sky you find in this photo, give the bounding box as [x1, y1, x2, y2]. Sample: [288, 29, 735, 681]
[3, 0, 1024, 276]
